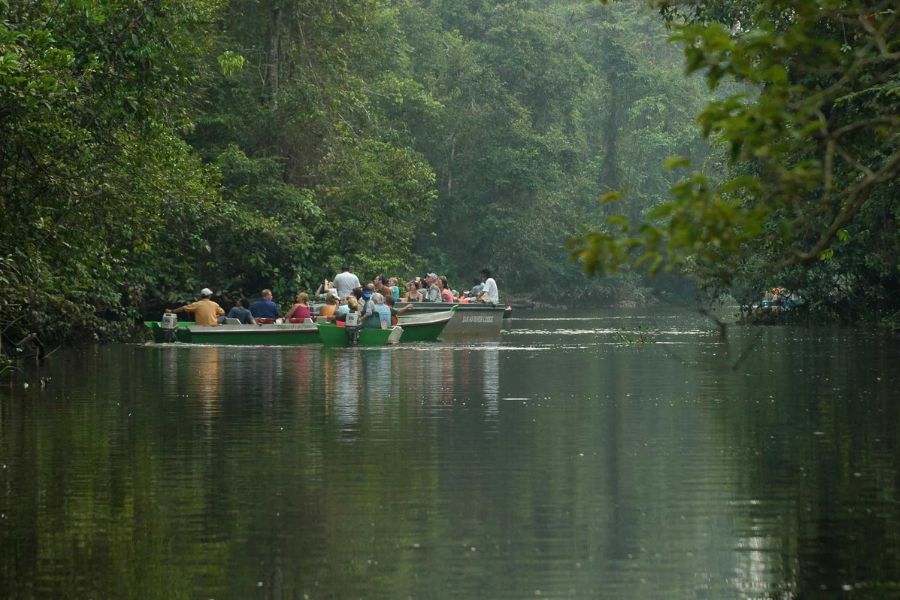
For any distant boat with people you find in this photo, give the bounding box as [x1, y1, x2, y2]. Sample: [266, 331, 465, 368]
[146, 266, 511, 345]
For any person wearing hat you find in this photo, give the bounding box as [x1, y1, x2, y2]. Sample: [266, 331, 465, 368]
[166, 288, 224, 326]
[424, 273, 441, 302]
[360, 283, 376, 320]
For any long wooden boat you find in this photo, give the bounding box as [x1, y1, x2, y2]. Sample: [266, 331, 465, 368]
[144, 321, 320, 345]
[316, 323, 403, 347]
[397, 308, 455, 342]
[394, 303, 508, 337]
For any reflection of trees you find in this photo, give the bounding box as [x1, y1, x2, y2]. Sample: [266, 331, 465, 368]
[3, 333, 897, 597]
[695, 328, 900, 597]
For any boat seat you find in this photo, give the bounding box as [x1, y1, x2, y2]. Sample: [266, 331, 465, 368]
[223, 318, 242, 325]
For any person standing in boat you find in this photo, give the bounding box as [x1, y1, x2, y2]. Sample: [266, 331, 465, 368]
[249, 289, 279, 320]
[476, 269, 499, 305]
[333, 265, 361, 299]
[166, 288, 224, 326]
[226, 298, 257, 325]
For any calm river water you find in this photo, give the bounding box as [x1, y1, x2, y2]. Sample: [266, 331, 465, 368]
[1, 309, 899, 599]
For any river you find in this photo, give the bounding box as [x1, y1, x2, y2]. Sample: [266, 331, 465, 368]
[1, 308, 898, 598]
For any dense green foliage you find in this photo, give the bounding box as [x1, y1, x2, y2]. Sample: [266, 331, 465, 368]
[4, 0, 894, 351]
[572, 0, 899, 323]
[2, 0, 715, 350]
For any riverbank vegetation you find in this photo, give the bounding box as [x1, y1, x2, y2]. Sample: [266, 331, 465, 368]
[571, 0, 899, 325]
[1, 0, 897, 352]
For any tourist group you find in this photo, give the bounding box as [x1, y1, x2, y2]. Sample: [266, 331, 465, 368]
[166, 267, 500, 330]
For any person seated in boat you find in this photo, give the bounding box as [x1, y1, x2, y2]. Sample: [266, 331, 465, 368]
[476, 269, 499, 305]
[318, 293, 338, 321]
[388, 277, 401, 300]
[333, 296, 360, 325]
[374, 275, 393, 301]
[361, 292, 391, 329]
[249, 289, 279, 321]
[285, 292, 312, 323]
[468, 277, 484, 298]
[439, 276, 454, 303]
[225, 298, 257, 325]
[456, 290, 470, 304]
[360, 283, 376, 314]
[166, 288, 224, 326]
[424, 273, 441, 302]
[404, 281, 423, 302]
[771, 287, 784, 312]
[384, 294, 413, 326]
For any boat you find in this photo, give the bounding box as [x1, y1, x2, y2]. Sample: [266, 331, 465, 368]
[144, 320, 321, 345]
[395, 303, 508, 338]
[397, 308, 455, 342]
[316, 322, 403, 347]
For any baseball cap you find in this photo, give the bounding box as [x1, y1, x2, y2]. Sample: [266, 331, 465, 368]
[200, 287, 213, 297]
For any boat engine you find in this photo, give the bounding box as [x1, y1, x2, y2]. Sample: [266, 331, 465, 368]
[161, 312, 179, 343]
[345, 312, 361, 347]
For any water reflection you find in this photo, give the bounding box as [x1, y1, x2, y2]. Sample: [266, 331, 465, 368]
[0, 315, 898, 598]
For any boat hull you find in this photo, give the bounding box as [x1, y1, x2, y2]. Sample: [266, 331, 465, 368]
[145, 321, 320, 345]
[317, 323, 402, 347]
[398, 309, 454, 342]
[396, 303, 506, 338]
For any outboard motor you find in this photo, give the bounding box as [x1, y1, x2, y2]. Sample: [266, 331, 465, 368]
[345, 312, 361, 346]
[161, 312, 179, 343]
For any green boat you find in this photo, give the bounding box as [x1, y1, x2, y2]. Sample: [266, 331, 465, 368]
[144, 320, 320, 345]
[316, 322, 403, 347]
[397, 308, 455, 342]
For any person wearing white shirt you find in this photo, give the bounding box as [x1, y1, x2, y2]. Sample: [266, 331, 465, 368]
[332, 265, 361, 299]
[476, 268, 499, 305]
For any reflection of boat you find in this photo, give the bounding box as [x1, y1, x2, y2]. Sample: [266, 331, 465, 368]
[144, 321, 321, 345]
[396, 303, 507, 338]
[398, 309, 455, 342]
[316, 323, 403, 347]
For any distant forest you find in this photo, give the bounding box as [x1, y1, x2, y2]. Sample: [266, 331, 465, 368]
[0, 0, 897, 347]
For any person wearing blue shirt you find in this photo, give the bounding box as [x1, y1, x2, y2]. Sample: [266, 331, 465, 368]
[225, 298, 257, 324]
[362, 293, 392, 328]
[249, 289, 279, 319]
